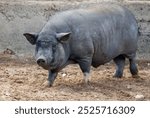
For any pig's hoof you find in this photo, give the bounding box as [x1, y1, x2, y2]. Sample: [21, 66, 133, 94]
[43, 81, 53, 87]
[48, 82, 53, 87]
[132, 74, 140, 79]
[113, 71, 123, 78]
[48, 83, 53, 87]
[113, 75, 122, 79]
[82, 80, 90, 86]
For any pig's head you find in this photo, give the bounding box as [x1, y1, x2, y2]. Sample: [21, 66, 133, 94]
[23, 32, 71, 70]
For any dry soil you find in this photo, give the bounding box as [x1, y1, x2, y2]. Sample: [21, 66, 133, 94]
[0, 53, 150, 101]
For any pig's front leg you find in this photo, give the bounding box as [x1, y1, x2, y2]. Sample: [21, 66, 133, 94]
[48, 70, 58, 87]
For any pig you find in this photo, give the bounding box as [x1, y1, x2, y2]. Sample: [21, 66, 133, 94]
[24, 4, 139, 87]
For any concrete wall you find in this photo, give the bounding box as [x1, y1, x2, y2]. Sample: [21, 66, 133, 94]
[125, 1, 150, 59]
[0, 0, 150, 59]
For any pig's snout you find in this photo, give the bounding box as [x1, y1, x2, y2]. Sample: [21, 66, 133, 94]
[36, 56, 47, 66]
[37, 59, 46, 65]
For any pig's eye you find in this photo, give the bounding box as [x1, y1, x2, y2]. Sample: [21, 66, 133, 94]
[36, 41, 49, 47]
[36, 41, 41, 47]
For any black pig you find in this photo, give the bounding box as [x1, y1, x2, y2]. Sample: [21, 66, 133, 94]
[24, 4, 139, 86]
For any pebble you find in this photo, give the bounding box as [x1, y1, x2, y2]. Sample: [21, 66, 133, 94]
[4, 92, 11, 96]
[15, 80, 24, 84]
[62, 73, 67, 77]
[135, 94, 145, 101]
[127, 85, 132, 90]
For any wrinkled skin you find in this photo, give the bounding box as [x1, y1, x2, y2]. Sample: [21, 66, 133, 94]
[24, 4, 139, 87]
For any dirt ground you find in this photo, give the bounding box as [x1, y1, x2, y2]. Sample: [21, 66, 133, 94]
[0, 53, 150, 101]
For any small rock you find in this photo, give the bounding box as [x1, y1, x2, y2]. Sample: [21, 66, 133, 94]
[4, 91, 11, 96]
[0, 78, 6, 82]
[3, 48, 15, 55]
[62, 73, 67, 77]
[135, 94, 145, 101]
[32, 90, 38, 93]
[127, 85, 132, 90]
[147, 63, 150, 66]
[15, 80, 24, 84]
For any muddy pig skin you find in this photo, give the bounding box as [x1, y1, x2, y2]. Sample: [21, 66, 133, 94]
[24, 3, 139, 86]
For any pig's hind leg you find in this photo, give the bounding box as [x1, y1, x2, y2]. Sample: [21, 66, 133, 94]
[113, 55, 125, 78]
[126, 53, 138, 77]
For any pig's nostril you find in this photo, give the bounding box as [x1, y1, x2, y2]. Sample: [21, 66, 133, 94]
[37, 59, 46, 65]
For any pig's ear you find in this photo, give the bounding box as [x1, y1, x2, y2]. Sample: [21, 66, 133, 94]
[56, 32, 71, 43]
[23, 33, 38, 45]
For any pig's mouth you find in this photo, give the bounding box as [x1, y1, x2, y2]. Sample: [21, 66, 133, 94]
[38, 64, 51, 70]
[41, 65, 50, 70]
[39, 63, 58, 70]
